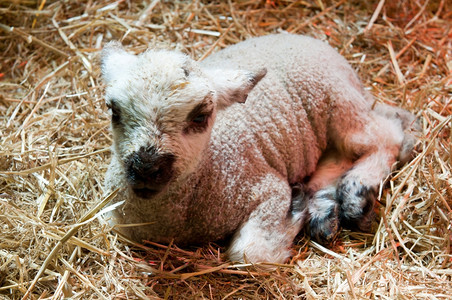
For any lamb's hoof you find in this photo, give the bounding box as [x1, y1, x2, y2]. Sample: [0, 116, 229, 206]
[309, 206, 339, 243]
[337, 177, 378, 232]
[341, 209, 377, 233]
[307, 186, 340, 244]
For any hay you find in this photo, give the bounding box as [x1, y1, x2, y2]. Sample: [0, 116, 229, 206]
[0, 0, 451, 298]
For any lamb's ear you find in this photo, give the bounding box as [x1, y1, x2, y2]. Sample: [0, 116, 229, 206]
[101, 41, 136, 84]
[207, 68, 267, 109]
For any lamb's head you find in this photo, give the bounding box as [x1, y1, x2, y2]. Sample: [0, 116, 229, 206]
[101, 42, 266, 198]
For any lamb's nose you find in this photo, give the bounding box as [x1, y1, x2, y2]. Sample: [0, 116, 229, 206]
[126, 147, 175, 197]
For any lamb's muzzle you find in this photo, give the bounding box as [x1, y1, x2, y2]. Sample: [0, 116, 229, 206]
[125, 147, 175, 198]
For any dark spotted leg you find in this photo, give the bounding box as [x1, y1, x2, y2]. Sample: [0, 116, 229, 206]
[335, 149, 396, 232]
[291, 183, 339, 243]
[298, 151, 353, 243]
[290, 183, 339, 243]
[308, 186, 340, 243]
[337, 175, 378, 232]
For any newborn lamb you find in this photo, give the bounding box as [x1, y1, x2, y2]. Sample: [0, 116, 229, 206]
[101, 34, 418, 263]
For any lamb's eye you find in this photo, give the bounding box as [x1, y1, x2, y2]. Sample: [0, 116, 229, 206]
[184, 102, 213, 134]
[192, 114, 208, 124]
[184, 111, 212, 134]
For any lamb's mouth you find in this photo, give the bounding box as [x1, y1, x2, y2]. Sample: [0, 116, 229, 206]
[132, 187, 161, 199]
[128, 175, 171, 198]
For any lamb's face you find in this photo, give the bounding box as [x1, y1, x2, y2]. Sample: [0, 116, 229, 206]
[101, 42, 266, 198]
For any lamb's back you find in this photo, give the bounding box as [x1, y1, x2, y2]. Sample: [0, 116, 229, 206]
[202, 34, 364, 183]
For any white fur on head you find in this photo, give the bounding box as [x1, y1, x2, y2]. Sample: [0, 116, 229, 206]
[101, 41, 137, 85]
[205, 68, 267, 109]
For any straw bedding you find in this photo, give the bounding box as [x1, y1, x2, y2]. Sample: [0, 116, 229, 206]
[0, 0, 451, 299]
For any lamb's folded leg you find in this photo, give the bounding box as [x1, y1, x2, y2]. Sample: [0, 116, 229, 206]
[336, 152, 392, 231]
[227, 173, 305, 264]
[332, 109, 418, 231]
